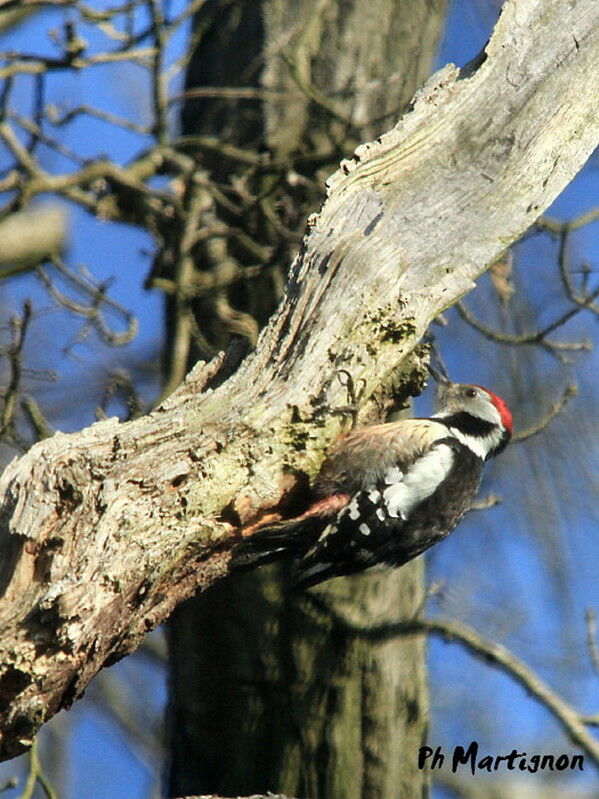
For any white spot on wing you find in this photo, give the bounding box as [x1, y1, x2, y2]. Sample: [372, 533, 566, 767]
[382, 444, 454, 520]
[376, 507, 386, 521]
[318, 523, 336, 541]
[368, 488, 381, 502]
[347, 497, 360, 520]
[359, 523, 371, 536]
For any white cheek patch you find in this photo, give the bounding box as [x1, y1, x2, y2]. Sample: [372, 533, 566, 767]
[383, 444, 454, 520]
[469, 397, 502, 426]
[450, 427, 503, 460]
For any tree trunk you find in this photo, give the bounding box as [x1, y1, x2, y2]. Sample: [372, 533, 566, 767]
[0, 0, 596, 766]
[168, 564, 427, 799]
[167, 2, 447, 796]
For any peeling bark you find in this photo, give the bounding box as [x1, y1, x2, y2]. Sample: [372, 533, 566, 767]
[0, 0, 598, 761]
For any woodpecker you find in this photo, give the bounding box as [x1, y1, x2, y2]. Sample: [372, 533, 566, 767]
[232, 382, 512, 589]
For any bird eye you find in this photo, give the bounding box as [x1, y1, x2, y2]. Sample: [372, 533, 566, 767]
[465, 388, 477, 398]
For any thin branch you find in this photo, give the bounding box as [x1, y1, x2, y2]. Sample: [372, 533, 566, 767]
[0, 777, 17, 794]
[9, 110, 89, 166]
[156, 175, 206, 402]
[1, 131, 181, 222]
[173, 134, 267, 166]
[16, 737, 57, 799]
[456, 294, 596, 357]
[303, 599, 599, 770]
[512, 384, 578, 443]
[149, 263, 262, 298]
[96, 369, 145, 421]
[36, 258, 138, 347]
[168, 85, 289, 104]
[147, 0, 168, 145]
[165, 0, 237, 80]
[20, 396, 54, 441]
[555, 216, 599, 317]
[279, 48, 354, 127]
[47, 103, 151, 135]
[585, 608, 599, 676]
[416, 618, 599, 768]
[537, 207, 599, 234]
[23, 73, 44, 159]
[0, 47, 156, 80]
[0, 121, 43, 177]
[0, 301, 32, 440]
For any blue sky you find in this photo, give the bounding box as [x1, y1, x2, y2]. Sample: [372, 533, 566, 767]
[0, 0, 597, 796]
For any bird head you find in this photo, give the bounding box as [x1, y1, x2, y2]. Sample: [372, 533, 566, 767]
[434, 382, 513, 459]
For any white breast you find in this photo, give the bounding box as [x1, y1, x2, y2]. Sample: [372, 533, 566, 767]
[382, 444, 454, 520]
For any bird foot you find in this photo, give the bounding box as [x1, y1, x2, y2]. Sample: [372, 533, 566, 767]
[331, 369, 366, 429]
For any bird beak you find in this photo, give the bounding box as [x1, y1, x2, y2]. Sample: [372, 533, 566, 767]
[427, 361, 451, 411]
[433, 380, 461, 412]
[428, 363, 450, 387]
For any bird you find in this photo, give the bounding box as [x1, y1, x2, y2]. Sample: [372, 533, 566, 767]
[231, 381, 512, 590]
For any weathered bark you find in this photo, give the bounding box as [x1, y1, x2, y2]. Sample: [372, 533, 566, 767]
[168, 1, 445, 796]
[0, 0, 597, 762]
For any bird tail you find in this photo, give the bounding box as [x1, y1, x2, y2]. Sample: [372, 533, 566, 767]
[230, 519, 319, 572]
[290, 561, 343, 591]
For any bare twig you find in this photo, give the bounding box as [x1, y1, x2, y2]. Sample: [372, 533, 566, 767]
[456, 295, 596, 357]
[47, 103, 151, 135]
[0, 47, 156, 80]
[156, 175, 206, 402]
[0, 777, 17, 794]
[20, 395, 54, 441]
[147, 0, 168, 145]
[279, 48, 354, 127]
[556, 217, 599, 317]
[0, 301, 32, 440]
[17, 737, 57, 799]
[37, 258, 138, 347]
[10, 110, 89, 165]
[585, 608, 599, 676]
[303, 598, 599, 770]
[537, 207, 599, 234]
[512, 384, 578, 443]
[415, 618, 599, 768]
[96, 369, 144, 421]
[168, 85, 289, 104]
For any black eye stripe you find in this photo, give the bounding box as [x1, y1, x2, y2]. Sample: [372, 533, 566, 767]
[440, 412, 496, 438]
